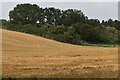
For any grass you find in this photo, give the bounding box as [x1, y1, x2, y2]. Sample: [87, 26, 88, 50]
[1, 69, 118, 79]
[1, 78, 118, 80]
[80, 43, 118, 47]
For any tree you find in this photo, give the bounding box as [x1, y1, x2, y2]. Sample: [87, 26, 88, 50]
[62, 9, 87, 26]
[102, 19, 120, 30]
[64, 27, 82, 44]
[0, 19, 8, 26]
[7, 3, 119, 45]
[43, 7, 62, 26]
[72, 23, 100, 43]
[88, 19, 100, 27]
[98, 27, 118, 43]
[9, 4, 41, 24]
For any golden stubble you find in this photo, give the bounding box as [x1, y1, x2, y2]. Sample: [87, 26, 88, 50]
[1, 29, 118, 78]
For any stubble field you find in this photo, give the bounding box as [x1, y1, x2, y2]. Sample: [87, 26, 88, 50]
[1, 29, 118, 78]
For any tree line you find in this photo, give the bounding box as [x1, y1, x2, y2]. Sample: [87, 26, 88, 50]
[1, 3, 120, 45]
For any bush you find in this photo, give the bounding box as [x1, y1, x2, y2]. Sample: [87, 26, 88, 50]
[1, 19, 119, 46]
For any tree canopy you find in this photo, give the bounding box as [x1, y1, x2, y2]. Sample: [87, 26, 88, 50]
[2, 3, 119, 45]
[9, 4, 40, 24]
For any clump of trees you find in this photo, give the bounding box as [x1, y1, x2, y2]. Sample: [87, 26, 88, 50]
[1, 3, 120, 45]
[9, 4, 88, 26]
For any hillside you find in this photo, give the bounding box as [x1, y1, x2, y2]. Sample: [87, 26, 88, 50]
[1, 29, 118, 78]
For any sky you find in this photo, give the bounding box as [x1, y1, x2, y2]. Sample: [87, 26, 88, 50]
[0, 0, 120, 21]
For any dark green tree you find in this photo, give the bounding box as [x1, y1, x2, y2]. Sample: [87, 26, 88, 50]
[88, 19, 100, 27]
[43, 7, 62, 26]
[9, 4, 41, 24]
[98, 27, 118, 43]
[72, 23, 100, 43]
[0, 19, 8, 26]
[62, 9, 87, 26]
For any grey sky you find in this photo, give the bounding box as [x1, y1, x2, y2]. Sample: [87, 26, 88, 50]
[1, 2, 119, 21]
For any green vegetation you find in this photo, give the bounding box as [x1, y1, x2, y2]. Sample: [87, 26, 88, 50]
[1, 69, 118, 79]
[1, 3, 120, 46]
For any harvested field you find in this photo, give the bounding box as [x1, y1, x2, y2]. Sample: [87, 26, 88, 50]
[1, 29, 118, 78]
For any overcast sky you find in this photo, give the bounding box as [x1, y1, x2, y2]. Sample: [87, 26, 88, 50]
[0, 1, 119, 21]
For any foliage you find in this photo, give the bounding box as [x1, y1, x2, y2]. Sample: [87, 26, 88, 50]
[1, 3, 119, 46]
[9, 4, 41, 24]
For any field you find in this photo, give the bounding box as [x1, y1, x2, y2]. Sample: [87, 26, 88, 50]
[1, 29, 118, 78]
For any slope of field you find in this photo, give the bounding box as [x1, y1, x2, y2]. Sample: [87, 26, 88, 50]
[1, 29, 118, 78]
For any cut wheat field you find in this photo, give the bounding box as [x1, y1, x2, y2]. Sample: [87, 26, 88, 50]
[1, 29, 118, 78]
